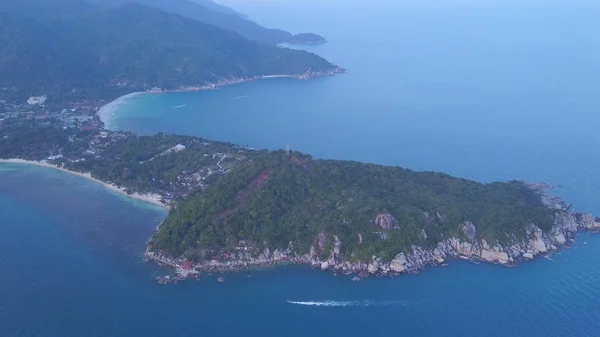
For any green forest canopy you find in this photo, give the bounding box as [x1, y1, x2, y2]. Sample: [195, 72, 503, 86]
[152, 151, 554, 261]
[0, 0, 338, 101]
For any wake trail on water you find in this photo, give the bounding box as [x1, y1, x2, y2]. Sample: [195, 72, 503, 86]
[287, 300, 409, 307]
[173, 105, 187, 109]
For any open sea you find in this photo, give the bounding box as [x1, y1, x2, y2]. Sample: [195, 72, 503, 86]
[4, 0, 600, 336]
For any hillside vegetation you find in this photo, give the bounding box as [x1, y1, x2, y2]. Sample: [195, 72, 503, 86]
[152, 151, 554, 261]
[0, 0, 338, 100]
[84, 0, 324, 45]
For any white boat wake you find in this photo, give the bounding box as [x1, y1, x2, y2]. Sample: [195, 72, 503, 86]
[287, 300, 408, 307]
[173, 104, 187, 109]
[231, 95, 248, 100]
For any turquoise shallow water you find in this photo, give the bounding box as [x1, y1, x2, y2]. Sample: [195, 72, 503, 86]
[4, 0, 600, 335]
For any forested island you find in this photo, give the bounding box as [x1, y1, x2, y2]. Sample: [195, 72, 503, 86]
[2, 118, 599, 283]
[286, 33, 328, 45]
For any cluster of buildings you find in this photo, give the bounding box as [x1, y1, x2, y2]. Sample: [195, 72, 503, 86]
[0, 96, 105, 131]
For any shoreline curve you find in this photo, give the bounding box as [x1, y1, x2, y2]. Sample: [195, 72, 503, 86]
[97, 92, 144, 130]
[0, 159, 169, 210]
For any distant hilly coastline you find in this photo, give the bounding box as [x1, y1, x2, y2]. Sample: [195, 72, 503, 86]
[84, 0, 327, 45]
[0, 0, 342, 102]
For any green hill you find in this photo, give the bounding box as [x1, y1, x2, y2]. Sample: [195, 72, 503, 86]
[151, 151, 554, 261]
[0, 0, 340, 101]
[85, 0, 325, 45]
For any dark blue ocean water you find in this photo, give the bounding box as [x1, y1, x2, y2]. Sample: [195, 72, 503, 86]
[4, 0, 600, 336]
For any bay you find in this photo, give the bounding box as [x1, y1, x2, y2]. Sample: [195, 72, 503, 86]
[107, 0, 600, 213]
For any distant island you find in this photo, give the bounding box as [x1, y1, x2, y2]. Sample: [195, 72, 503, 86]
[287, 33, 328, 45]
[1, 115, 599, 284]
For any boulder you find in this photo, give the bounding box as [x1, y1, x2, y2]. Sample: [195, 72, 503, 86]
[529, 225, 548, 253]
[367, 261, 379, 274]
[375, 212, 397, 230]
[262, 247, 271, 260]
[390, 254, 407, 273]
[327, 254, 336, 267]
[450, 238, 474, 257]
[462, 221, 477, 241]
[273, 249, 284, 261]
[320, 261, 330, 270]
[482, 250, 510, 264]
[333, 235, 342, 256]
[555, 212, 578, 232]
[554, 233, 567, 245]
[577, 213, 600, 230]
[308, 246, 317, 258]
[317, 232, 327, 250]
[522, 252, 534, 260]
[420, 229, 428, 241]
[532, 238, 547, 253]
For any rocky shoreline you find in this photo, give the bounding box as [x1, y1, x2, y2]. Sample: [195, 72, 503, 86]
[144, 207, 600, 284]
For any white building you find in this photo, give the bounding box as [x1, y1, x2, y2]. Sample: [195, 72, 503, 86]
[27, 95, 47, 105]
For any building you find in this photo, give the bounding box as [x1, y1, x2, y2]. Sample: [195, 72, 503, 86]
[27, 95, 47, 105]
[174, 144, 186, 152]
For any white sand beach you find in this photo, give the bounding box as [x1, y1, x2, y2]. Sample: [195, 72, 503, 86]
[0, 159, 169, 210]
[96, 92, 144, 130]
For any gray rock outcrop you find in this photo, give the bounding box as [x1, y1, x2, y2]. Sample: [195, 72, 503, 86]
[317, 232, 327, 250]
[390, 253, 408, 273]
[462, 221, 477, 241]
[375, 212, 397, 230]
[576, 213, 600, 230]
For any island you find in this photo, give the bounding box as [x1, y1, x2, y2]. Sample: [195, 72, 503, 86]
[1, 112, 599, 284]
[287, 33, 328, 45]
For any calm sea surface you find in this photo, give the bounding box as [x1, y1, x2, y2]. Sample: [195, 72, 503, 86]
[4, 0, 600, 336]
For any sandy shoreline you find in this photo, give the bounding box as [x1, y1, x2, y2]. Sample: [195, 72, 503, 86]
[96, 91, 144, 130]
[0, 159, 169, 210]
